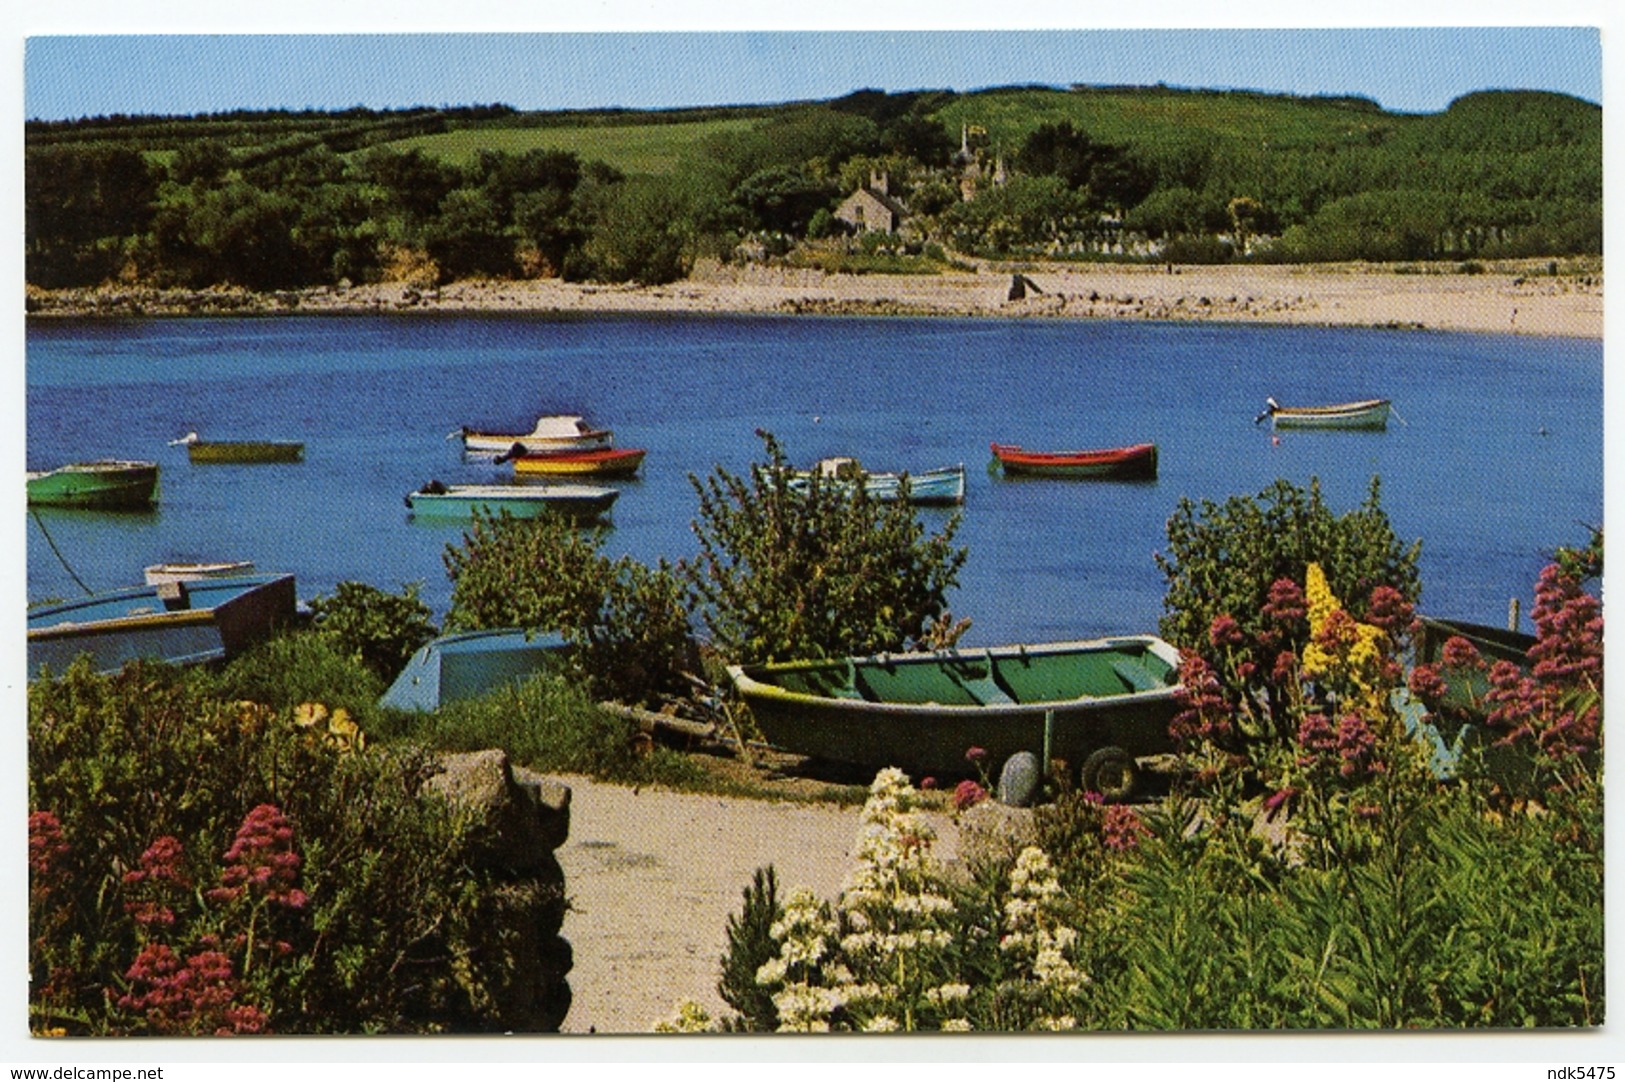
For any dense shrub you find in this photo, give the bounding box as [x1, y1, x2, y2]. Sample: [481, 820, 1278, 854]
[442, 510, 693, 705]
[307, 579, 437, 684]
[28, 659, 528, 1035]
[683, 431, 968, 664]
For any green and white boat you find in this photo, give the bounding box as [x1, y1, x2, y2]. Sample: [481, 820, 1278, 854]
[26, 460, 159, 509]
[728, 635, 1184, 795]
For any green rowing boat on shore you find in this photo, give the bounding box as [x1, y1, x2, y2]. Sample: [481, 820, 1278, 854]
[728, 635, 1184, 797]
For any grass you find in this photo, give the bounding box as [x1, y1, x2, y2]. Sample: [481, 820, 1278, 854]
[379, 117, 764, 175]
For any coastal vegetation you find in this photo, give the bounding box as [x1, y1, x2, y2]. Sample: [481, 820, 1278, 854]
[670, 511, 1603, 1033]
[26, 83, 1600, 290]
[29, 447, 1604, 1032]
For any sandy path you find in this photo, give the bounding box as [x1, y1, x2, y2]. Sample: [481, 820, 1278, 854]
[550, 773, 959, 1035]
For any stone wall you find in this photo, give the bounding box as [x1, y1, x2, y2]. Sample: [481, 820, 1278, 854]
[423, 749, 573, 1032]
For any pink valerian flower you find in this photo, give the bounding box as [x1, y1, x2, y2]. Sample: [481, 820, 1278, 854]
[965, 746, 988, 764]
[1295, 713, 1337, 766]
[1484, 563, 1603, 760]
[1170, 654, 1232, 746]
[28, 811, 70, 885]
[1269, 650, 1300, 687]
[952, 779, 988, 811]
[1261, 578, 1308, 632]
[919, 777, 938, 791]
[1208, 613, 1245, 650]
[206, 805, 307, 909]
[1440, 636, 1485, 672]
[123, 836, 192, 929]
[118, 944, 267, 1035]
[1335, 714, 1384, 780]
[1407, 664, 1449, 705]
[1364, 585, 1415, 637]
[1101, 805, 1149, 851]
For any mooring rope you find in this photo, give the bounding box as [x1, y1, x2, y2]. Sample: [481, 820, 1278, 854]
[29, 508, 94, 596]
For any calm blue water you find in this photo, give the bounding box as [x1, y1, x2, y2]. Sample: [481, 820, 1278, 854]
[26, 315, 1602, 646]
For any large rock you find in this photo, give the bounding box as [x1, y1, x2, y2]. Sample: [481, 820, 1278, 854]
[424, 749, 571, 873]
[421, 749, 573, 1032]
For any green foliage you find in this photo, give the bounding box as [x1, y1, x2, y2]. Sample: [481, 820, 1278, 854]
[210, 632, 385, 727]
[372, 670, 706, 789]
[443, 510, 693, 705]
[717, 866, 783, 1031]
[1156, 477, 1420, 654]
[307, 580, 437, 684]
[27, 659, 527, 1034]
[683, 431, 968, 664]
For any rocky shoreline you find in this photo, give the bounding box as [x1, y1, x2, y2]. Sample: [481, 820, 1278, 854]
[25, 258, 1602, 339]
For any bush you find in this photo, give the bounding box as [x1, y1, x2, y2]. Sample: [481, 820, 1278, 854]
[211, 631, 385, 727]
[442, 510, 693, 705]
[683, 430, 968, 663]
[307, 580, 437, 684]
[27, 659, 525, 1035]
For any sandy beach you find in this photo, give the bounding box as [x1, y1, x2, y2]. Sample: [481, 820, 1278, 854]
[26, 260, 1602, 340]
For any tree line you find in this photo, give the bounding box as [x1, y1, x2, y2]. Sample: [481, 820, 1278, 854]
[25, 86, 1602, 290]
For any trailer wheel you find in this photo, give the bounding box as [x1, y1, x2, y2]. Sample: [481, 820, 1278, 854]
[1081, 747, 1137, 803]
[997, 751, 1041, 807]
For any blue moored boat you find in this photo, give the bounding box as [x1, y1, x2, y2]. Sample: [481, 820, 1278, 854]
[28, 573, 297, 678]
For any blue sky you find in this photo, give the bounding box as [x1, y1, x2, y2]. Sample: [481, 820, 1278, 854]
[22, 24, 1604, 121]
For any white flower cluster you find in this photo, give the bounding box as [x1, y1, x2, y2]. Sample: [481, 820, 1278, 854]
[999, 846, 1088, 1015]
[753, 767, 974, 1032]
[756, 886, 848, 1032]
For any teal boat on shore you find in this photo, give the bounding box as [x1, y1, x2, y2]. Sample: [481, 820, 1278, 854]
[28, 573, 297, 678]
[26, 460, 159, 509]
[405, 482, 619, 521]
[380, 628, 570, 712]
[728, 635, 1184, 796]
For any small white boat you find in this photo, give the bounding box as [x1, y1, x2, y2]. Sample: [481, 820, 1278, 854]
[144, 561, 257, 586]
[456, 415, 613, 459]
[787, 458, 966, 506]
[1256, 397, 1392, 430]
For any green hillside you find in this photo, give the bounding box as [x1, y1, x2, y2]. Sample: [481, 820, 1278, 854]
[384, 117, 763, 175]
[24, 83, 1601, 291]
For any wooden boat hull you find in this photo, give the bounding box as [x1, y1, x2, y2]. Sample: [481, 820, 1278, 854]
[26, 460, 159, 509]
[512, 448, 645, 478]
[1267, 399, 1391, 430]
[728, 636, 1183, 779]
[405, 483, 618, 521]
[186, 441, 304, 464]
[379, 628, 570, 712]
[990, 442, 1158, 480]
[28, 573, 297, 678]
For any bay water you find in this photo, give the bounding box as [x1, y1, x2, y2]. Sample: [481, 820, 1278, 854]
[25, 314, 1602, 647]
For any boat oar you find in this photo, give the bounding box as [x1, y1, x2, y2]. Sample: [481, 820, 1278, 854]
[1388, 403, 1410, 427]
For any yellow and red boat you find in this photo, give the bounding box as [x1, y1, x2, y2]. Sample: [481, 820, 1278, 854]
[509, 447, 646, 479]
